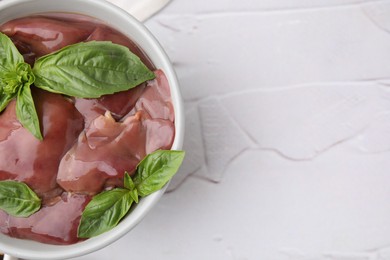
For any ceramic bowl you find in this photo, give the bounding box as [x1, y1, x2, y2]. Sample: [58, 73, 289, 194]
[0, 0, 184, 259]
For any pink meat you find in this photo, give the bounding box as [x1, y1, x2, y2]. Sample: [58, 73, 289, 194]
[131, 69, 175, 121]
[0, 15, 154, 68]
[87, 26, 154, 70]
[0, 89, 84, 200]
[74, 83, 146, 127]
[4, 193, 90, 245]
[57, 71, 175, 194]
[74, 69, 171, 127]
[0, 16, 96, 63]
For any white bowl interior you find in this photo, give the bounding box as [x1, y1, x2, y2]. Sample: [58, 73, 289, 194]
[0, 0, 184, 259]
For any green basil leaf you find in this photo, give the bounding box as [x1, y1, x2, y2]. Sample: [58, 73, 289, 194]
[78, 188, 134, 238]
[134, 150, 185, 197]
[33, 41, 155, 98]
[16, 84, 42, 140]
[124, 172, 138, 203]
[0, 180, 41, 217]
[0, 32, 23, 72]
[130, 189, 139, 204]
[78, 151, 184, 238]
[124, 172, 134, 190]
[0, 94, 14, 112]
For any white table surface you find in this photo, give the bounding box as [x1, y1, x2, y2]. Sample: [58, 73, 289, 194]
[73, 0, 390, 259]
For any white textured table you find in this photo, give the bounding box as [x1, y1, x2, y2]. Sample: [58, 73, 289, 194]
[74, 0, 390, 259]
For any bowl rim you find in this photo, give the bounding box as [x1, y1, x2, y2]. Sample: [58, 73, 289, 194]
[0, 0, 184, 259]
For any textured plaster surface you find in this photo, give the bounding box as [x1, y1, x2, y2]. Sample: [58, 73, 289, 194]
[73, 0, 390, 259]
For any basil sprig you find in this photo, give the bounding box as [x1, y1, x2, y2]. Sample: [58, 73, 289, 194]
[78, 150, 185, 238]
[0, 32, 155, 140]
[0, 33, 42, 139]
[0, 180, 41, 217]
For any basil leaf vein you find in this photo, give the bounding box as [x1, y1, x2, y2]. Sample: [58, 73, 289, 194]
[0, 180, 41, 217]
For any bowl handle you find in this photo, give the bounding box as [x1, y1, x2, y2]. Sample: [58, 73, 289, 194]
[108, 0, 171, 21]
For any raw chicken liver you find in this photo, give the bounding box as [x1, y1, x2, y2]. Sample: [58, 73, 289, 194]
[0, 89, 84, 200]
[58, 71, 175, 194]
[0, 13, 174, 245]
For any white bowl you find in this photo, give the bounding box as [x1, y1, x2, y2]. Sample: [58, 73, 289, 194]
[0, 0, 184, 259]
